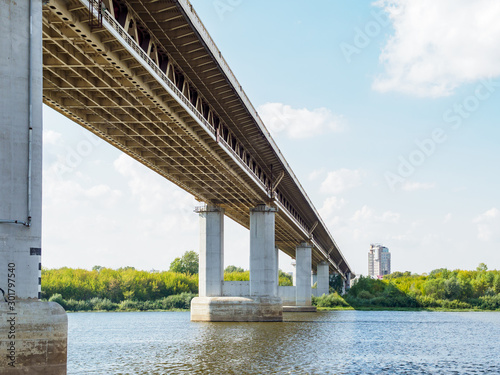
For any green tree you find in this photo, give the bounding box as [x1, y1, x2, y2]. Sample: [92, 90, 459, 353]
[224, 271, 249, 281]
[169, 251, 199, 275]
[493, 274, 500, 294]
[329, 273, 344, 294]
[225, 265, 245, 273]
[279, 270, 293, 286]
[477, 263, 488, 272]
[444, 277, 462, 300]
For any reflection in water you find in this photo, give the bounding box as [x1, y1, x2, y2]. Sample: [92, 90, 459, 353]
[68, 311, 500, 374]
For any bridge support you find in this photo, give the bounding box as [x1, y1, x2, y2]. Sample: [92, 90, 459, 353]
[197, 205, 224, 297]
[283, 243, 316, 312]
[0, 0, 67, 373]
[344, 272, 352, 293]
[316, 261, 330, 296]
[191, 204, 282, 322]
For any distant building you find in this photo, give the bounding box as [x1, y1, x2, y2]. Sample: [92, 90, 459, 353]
[368, 244, 391, 278]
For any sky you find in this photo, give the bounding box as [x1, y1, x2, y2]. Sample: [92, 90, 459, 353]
[41, 0, 500, 275]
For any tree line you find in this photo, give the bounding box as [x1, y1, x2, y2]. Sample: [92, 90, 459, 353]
[42, 250, 293, 311]
[42, 249, 499, 311]
[313, 263, 500, 310]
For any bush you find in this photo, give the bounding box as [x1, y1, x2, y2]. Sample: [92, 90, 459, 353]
[48, 293, 67, 309]
[416, 295, 439, 308]
[65, 299, 92, 311]
[47, 293, 196, 312]
[90, 297, 117, 311]
[441, 299, 472, 310]
[164, 293, 195, 309]
[42, 267, 198, 302]
[358, 290, 373, 300]
[478, 295, 500, 310]
[312, 293, 349, 308]
[118, 300, 140, 311]
[224, 271, 250, 281]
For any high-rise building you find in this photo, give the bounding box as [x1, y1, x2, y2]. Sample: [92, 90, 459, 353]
[368, 244, 391, 278]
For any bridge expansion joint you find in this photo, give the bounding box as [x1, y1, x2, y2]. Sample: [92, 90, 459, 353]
[194, 204, 223, 213]
[250, 204, 278, 213]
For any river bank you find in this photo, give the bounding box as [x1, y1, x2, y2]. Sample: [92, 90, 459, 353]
[51, 293, 500, 313]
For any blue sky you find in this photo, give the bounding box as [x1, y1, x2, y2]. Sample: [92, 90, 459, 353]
[42, 0, 500, 275]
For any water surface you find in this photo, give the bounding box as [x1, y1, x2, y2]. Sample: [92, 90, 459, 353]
[68, 310, 500, 374]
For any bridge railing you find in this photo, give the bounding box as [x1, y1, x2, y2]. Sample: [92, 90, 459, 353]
[90, 1, 217, 140]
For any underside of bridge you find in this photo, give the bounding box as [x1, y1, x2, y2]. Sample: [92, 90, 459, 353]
[1, 0, 357, 369]
[41, 0, 354, 278]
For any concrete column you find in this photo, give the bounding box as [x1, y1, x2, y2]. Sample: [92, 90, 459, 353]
[249, 204, 278, 297]
[317, 261, 330, 296]
[311, 271, 317, 287]
[345, 272, 351, 292]
[198, 205, 224, 297]
[275, 246, 279, 296]
[291, 260, 296, 286]
[191, 204, 282, 321]
[0, 0, 67, 372]
[295, 242, 312, 306]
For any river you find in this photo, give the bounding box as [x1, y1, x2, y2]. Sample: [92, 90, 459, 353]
[68, 310, 500, 374]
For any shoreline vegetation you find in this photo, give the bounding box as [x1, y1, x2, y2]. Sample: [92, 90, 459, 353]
[313, 264, 500, 312]
[42, 256, 500, 312]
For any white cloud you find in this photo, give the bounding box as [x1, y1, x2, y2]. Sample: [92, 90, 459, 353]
[320, 168, 363, 194]
[43, 130, 63, 145]
[351, 205, 374, 222]
[444, 213, 452, 224]
[114, 154, 194, 218]
[473, 208, 500, 241]
[378, 211, 401, 224]
[43, 168, 122, 211]
[258, 102, 344, 139]
[373, 0, 500, 97]
[402, 182, 435, 191]
[85, 184, 122, 200]
[308, 168, 325, 181]
[319, 196, 347, 219]
[42, 147, 198, 270]
[351, 205, 400, 224]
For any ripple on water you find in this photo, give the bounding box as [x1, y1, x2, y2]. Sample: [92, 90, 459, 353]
[67, 310, 500, 374]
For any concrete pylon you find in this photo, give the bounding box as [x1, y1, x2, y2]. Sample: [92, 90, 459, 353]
[197, 205, 224, 297]
[0, 0, 67, 372]
[249, 204, 278, 297]
[296, 243, 312, 307]
[274, 246, 279, 297]
[191, 204, 282, 321]
[345, 272, 351, 292]
[317, 261, 330, 296]
[288, 242, 316, 312]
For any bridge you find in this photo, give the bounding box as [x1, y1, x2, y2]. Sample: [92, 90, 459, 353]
[1, 0, 353, 372]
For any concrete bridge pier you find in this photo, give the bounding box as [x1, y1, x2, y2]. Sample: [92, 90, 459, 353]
[344, 272, 352, 293]
[0, 0, 67, 373]
[197, 205, 224, 298]
[248, 204, 282, 320]
[191, 204, 282, 322]
[283, 243, 317, 312]
[316, 261, 330, 296]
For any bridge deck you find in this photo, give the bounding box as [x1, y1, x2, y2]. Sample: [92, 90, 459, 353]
[41, 0, 353, 277]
